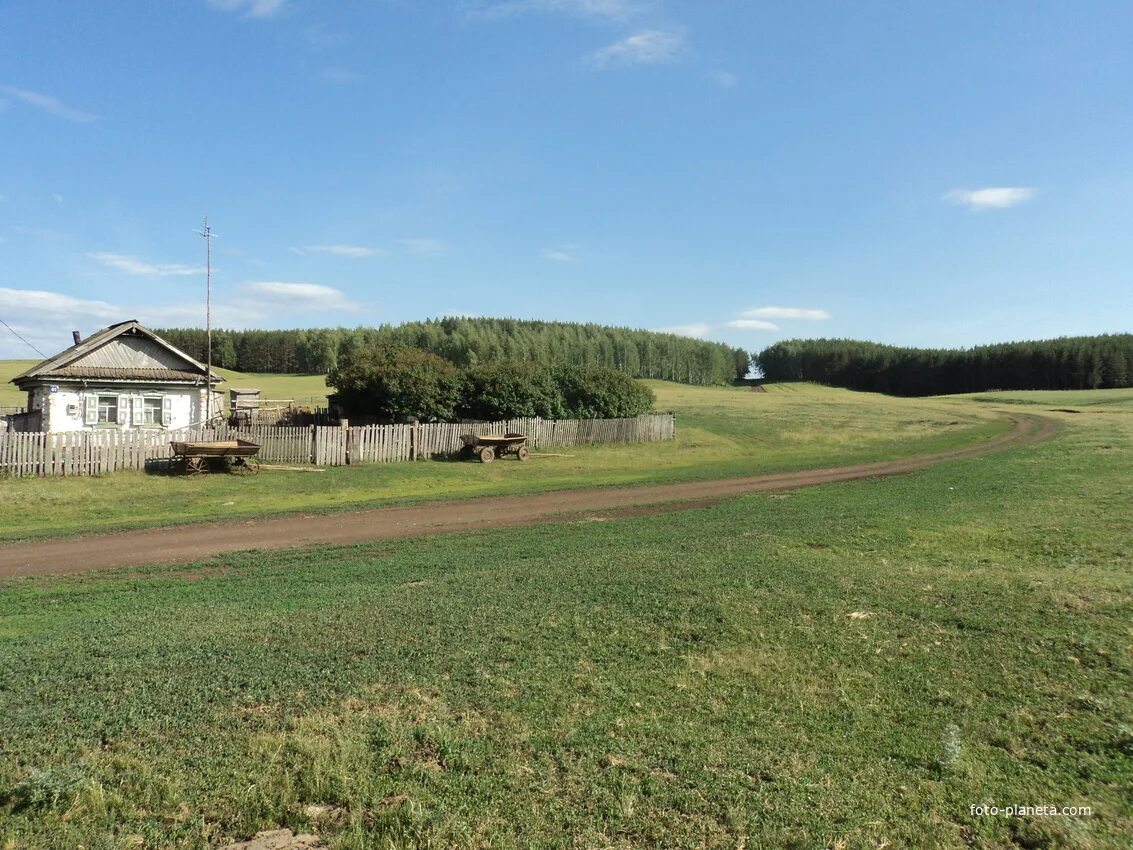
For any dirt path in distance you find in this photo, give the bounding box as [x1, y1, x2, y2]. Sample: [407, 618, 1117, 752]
[0, 413, 1055, 579]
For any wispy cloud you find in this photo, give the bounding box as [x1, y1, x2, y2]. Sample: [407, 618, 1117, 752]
[88, 252, 205, 277]
[541, 247, 577, 262]
[290, 244, 385, 258]
[656, 322, 711, 338]
[473, 0, 649, 23]
[0, 86, 99, 123]
[0, 283, 370, 357]
[242, 282, 358, 310]
[400, 238, 449, 255]
[725, 318, 779, 331]
[658, 306, 832, 339]
[708, 69, 737, 87]
[741, 307, 831, 321]
[51, 193, 64, 205]
[588, 30, 683, 68]
[204, 0, 286, 19]
[944, 187, 1036, 210]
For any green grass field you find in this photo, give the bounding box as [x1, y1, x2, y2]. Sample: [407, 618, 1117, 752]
[1, 395, 1130, 848]
[0, 373, 1008, 541]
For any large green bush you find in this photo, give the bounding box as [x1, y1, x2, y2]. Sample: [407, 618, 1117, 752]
[554, 365, 656, 418]
[458, 361, 567, 421]
[326, 342, 461, 421]
[329, 346, 656, 422]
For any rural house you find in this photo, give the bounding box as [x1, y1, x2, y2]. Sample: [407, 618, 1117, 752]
[9, 320, 222, 432]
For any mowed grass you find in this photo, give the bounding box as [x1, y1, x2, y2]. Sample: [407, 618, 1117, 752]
[951, 388, 1133, 410]
[0, 401, 1130, 848]
[0, 361, 36, 407]
[0, 376, 1007, 541]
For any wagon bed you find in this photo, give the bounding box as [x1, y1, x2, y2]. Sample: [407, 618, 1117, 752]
[170, 439, 261, 474]
[460, 433, 530, 463]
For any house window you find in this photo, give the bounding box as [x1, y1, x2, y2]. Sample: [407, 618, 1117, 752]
[97, 395, 118, 424]
[144, 397, 163, 425]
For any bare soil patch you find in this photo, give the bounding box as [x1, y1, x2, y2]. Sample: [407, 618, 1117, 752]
[0, 413, 1054, 579]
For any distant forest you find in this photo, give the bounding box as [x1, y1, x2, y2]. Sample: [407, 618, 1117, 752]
[756, 335, 1133, 396]
[156, 317, 750, 386]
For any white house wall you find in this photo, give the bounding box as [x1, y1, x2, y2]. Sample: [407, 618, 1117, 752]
[34, 385, 222, 432]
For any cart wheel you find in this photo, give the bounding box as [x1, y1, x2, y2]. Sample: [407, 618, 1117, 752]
[234, 457, 260, 475]
[516, 446, 530, 461]
[479, 446, 496, 463]
[185, 457, 207, 476]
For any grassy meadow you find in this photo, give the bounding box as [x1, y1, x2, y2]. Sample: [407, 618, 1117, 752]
[0, 394, 1130, 848]
[0, 369, 1008, 540]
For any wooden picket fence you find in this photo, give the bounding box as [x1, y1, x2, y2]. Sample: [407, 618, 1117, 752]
[0, 414, 675, 478]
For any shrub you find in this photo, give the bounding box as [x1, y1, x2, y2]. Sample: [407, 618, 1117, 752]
[554, 365, 655, 418]
[327, 342, 461, 421]
[458, 362, 567, 421]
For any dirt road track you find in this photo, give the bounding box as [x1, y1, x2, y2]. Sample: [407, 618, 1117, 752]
[0, 413, 1055, 579]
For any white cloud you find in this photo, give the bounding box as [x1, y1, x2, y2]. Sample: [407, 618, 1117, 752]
[541, 247, 577, 262]
[204, 0, 286, 18]
[291, 244, 385, 258]
[708, 69, 737, 87]
[0, 287, 121, 323]
[88, 252, 205, 277]
[741, 306, 831, 321]
[656, 323, 711, 338]
[0, 86, 99, 123]
[473, 0, 648, 22]
[242, 282, 357, 310]
[944, 187, 1036, 210]
[588, 30, 683, 68]
[0, 283, 372, 357]
[0, 288, 214, 357]
[51, 193, 64, 205]
[725, 319, 779, 331]
[400, 237, 449, 255]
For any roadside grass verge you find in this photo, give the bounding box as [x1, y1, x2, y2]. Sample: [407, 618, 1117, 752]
[0, 405, 1129, 848]
[0, 381, 1005, 541]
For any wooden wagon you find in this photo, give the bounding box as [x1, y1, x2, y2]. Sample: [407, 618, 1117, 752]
[170, 439, 261, 475]
[460, 433, 530, 463]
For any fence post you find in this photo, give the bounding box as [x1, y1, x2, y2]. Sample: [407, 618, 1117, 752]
[309, 424, 317, 464]
[410, 420, 419, 461]
[341, 418, 350, 465]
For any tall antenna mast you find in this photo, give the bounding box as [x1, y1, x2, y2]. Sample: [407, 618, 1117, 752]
[196, 217, 215, 421]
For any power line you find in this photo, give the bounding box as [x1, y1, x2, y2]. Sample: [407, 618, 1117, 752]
[0, 317, 48, 358]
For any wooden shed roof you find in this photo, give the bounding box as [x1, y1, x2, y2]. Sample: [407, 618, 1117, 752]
[10, 320, 222, 387]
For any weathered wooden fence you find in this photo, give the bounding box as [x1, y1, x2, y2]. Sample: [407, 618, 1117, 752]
[0, 414, 675, 478]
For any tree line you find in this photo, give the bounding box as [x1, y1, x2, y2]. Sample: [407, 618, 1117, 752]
[755, 335, 1133, 396]
[155, 318, 749, 386]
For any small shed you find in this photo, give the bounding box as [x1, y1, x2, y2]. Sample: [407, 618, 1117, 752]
[229, 388, 261, 411]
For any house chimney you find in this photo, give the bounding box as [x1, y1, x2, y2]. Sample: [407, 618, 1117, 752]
[72, 331, 82, 345]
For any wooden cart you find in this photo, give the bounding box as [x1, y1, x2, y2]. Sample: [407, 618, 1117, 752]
[460, 433, 530, 463]
[170, 439, 261, 475]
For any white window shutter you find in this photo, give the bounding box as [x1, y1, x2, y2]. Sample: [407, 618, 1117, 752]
[84, 395, 98, 425]
[162, 396, 172, 426]
[118, 395, 129, 426]
[132, 396, 145, 426]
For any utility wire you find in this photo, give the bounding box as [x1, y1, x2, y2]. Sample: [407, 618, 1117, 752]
[0, 317, 48, 358]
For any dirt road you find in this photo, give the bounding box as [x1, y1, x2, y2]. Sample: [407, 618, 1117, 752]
[0, 413, 1055, 579]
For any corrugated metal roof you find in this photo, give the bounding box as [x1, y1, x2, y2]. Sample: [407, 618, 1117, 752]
[11, 320, 220, 387]
[36, 367, 208, 382]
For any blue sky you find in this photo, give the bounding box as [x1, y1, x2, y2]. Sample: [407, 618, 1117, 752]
[1, 0, 1131, 359]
